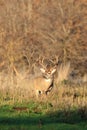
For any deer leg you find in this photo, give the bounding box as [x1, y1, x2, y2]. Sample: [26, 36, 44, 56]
[45, 83, 53, 95]
[36, 90, 42, 97]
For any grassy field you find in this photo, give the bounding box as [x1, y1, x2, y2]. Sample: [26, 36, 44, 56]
[0, 102, 87, 130]
[0, 0, 87, 130]
[0, 81, 87, 130]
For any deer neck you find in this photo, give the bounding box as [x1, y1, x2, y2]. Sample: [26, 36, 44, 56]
[43, 76, 53, 83]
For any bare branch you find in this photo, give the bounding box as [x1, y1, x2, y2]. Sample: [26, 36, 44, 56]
[13, 65, 22, 79]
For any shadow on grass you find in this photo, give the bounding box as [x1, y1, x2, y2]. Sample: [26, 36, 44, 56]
[0, 108, 87, 127]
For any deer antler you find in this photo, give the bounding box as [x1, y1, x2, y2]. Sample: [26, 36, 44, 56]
[37, 56, 47, 69]
[49, 55, 59, 66]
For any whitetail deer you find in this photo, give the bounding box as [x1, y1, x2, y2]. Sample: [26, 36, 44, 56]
[34, 57, 58, 97]
[12, 56, 58, 97]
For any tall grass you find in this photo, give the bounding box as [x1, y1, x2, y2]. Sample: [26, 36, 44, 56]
[0, 0, 87, 117]
[55, 62, 70, 84]
[0, 62, 87, 113]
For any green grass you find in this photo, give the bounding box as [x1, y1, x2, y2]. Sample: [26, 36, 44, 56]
[0, 102, 87, 130]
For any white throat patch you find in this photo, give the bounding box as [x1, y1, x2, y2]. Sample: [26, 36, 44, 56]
[45, 78, 52, 82]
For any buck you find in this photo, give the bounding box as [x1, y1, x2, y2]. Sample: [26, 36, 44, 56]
[33, 57, 58, 97]
[12, 56, 58, 98]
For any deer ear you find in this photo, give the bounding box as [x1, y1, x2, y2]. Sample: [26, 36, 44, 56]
[51, 68, 56, 74]
[40, 68, 45, 73]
